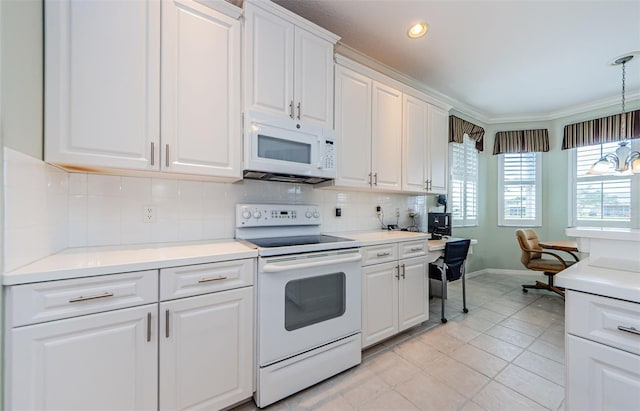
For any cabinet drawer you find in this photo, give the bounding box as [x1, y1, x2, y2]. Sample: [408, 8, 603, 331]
[7, 270, 158, 327]
[567, 291, 640, 355]
[160, 259, 254, 301]
[361, 244, 398, 266]
[399, 240, 428, 259]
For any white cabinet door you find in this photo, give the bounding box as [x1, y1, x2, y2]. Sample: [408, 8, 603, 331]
[371, 81, 402, 191]
[159, 287, 253, 411]
[398, 256, 429, 331]
[427, 105, 449, 194]
[244, 3, 294, 118]
[334, 65, 372, 189]
[402, 94, 428, 193]
[9, 304, 158, 411]
[566, 335, 640, 411]
[45, 0, 160, 171]
[294, 26, 334, 128]
[362, 262, 399, 348]
[161, 0, 241, 179]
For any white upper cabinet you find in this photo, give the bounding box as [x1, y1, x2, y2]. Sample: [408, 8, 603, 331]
[402, 94, 429, 193]
[45, 0, 242, 180]
[333, 65, 402, 192]
[45, 0, 160, 170]
[428, 104, 449, 194]
[402, 94, 450, 194]
[161, 0, 241, 178]
[244, 0, 339, 129]
[334, 65, 372, 189]
[371, 81, 403, 191]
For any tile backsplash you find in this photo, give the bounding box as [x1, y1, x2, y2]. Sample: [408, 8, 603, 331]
[3, 148, 431, 272]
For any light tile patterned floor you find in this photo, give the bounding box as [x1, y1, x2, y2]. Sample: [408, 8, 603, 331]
[234, 273, 566, 411]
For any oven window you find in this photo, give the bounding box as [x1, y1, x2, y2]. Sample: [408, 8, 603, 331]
[284, 272, 346, 331]
[257, 135, 311, 164]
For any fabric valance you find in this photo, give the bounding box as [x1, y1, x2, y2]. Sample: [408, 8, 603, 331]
[562, 109, 640, 150]
[492, 129, 550, 155]
[449, 115, 485, 152]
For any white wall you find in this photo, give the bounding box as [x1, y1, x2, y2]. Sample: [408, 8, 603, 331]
[3, 147, 431, 272]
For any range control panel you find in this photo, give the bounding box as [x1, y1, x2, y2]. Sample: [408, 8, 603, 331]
[236, 203, 321, 227]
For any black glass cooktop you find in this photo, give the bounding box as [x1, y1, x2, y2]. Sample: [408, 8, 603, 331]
[247, 234, 354, 248]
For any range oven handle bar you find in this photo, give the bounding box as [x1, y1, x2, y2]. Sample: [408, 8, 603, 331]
[262, 254, 362, 273]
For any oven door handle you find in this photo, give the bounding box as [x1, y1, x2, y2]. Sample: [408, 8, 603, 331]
[262, 254, 362, 273]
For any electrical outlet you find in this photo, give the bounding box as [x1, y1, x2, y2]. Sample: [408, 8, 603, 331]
[143, 205, 156, 223]
[376, 205, 382, 215]
[395, 208, 400, 218]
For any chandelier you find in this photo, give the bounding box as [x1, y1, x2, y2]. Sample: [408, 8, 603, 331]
[588, 55, 640, 175]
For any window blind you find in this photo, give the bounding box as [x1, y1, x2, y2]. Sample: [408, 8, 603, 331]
[501, 152, 539, 224]
[575, 143, 632, 224]
[450, 135, 478, 226]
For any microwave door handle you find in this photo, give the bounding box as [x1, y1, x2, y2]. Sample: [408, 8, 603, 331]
[317, 137, 324, 169]
[262, 254, 362, 273]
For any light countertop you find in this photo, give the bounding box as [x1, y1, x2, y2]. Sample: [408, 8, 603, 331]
[3, 240, 257, 286]
[331, 230, 429, 247]
[556, 258, 640, 303]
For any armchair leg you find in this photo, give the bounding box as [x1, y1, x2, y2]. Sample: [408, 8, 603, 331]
[522, 275, 565, 298]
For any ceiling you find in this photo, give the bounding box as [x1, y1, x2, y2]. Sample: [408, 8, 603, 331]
[271, 0, 640, 124]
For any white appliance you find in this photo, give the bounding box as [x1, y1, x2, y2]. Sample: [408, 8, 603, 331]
[235, 203, 362, 408]
[243, 111, 337, 184]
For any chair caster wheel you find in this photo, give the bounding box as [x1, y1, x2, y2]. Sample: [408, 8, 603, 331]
[463, 308, 469, 313]
[522, 288, 528, 293]
[441, 318, 447, 323]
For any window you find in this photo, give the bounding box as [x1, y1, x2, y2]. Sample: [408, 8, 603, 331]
[571, 141, 639, 228]
[450, 134, 478, 227]
[498, 152, 541, 226]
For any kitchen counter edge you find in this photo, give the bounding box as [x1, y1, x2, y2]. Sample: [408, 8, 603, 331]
[3, 240, 259, 286]
[556, 258, 640, 303]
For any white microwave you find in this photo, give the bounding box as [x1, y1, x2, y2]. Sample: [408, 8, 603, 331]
[243, 111, 336, 184]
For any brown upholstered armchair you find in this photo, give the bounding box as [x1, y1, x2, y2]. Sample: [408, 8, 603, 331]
[515, 229, 577, 297]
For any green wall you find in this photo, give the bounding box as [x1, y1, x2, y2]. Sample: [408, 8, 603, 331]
[451, 100, 640, 273]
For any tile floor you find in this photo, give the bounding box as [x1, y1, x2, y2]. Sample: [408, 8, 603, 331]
[234, 272, 566, 411]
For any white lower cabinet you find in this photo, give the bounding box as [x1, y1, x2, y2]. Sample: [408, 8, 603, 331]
[361, 240, 428, 348]
[6, 260, 255, 411]
[159, 287, 253, 411]
[9, 304, 158, 411]
[564, 290, 640, 411]
[566, 335, 640, 411]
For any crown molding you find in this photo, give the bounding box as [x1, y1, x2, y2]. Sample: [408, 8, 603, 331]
[335, 42, 640, 126]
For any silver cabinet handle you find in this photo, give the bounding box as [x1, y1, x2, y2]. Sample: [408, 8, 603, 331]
[165, 144, 170, 167]
[198, 275, 228, 283]
[368, 172, 372, 186]
[289, 101, 294, 119]
[424, 180, 428, 191]
[165, 309, 170, 338]
[410, 247, 423, 252]
[150, 142, 155, 166]
[376, 252, 390, 257]
[297, 102, 301, 119]
[618, 325, 640, 335]
[395, 265, 400, 280]
[374, 172, 378, 186]
[146, 312, 152, 342]
[69, 292, 114, 303]
[401, 263, 406, 279]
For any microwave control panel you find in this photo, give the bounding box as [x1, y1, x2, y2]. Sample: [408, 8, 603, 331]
[236, 203, 321, 227]
[324, 140, 336, 170]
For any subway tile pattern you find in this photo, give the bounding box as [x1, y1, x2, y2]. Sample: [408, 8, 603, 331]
[233, 273, 566, 411]
[3, 148, 430, 271]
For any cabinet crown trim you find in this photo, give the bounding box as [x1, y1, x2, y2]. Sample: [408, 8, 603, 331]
[244, 0, 340, 43]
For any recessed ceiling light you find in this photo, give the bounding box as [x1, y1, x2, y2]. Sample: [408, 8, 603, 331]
[407, 23, 427, 39]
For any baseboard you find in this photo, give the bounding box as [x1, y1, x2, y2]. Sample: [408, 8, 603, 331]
[466, 268, 541, 278]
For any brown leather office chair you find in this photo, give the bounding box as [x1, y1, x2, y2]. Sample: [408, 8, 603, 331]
[515, 229, 577, 297]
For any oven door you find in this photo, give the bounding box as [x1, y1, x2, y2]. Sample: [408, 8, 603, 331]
[257, 249, 362, 366]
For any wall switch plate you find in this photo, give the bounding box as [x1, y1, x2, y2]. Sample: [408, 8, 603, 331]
[143, 205, 156, 223]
